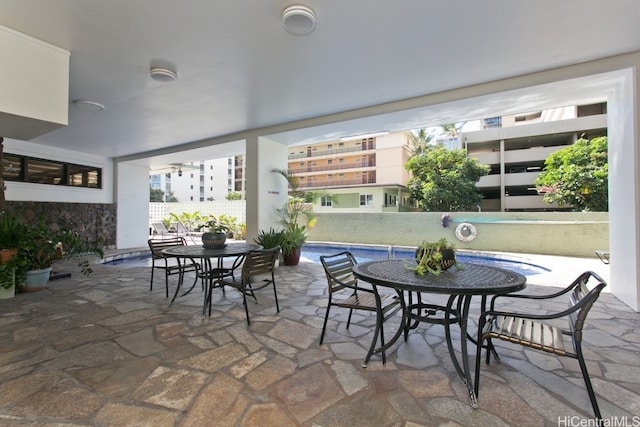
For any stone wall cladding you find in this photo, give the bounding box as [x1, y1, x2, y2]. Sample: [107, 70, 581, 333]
[5, 201, 116, 248]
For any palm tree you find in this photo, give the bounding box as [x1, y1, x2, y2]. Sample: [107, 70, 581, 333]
[409, 128, 433, 157]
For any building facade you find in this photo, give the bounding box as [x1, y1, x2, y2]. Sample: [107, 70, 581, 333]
[149, 158, 235, 202]
[285, 132, 416, 213]
[462, 102, 607, 212]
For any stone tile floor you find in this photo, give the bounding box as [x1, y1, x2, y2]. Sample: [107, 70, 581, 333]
[0, 250, 638, 426]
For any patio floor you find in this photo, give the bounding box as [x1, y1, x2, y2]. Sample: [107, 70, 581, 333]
[0, 248, 638, 426]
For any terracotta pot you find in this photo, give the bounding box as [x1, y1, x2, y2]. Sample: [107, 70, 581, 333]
[283, 246, 301, 266]
[0, 248, 18, 264]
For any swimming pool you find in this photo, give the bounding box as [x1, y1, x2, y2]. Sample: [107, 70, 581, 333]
[300, 243, 550, 276]
[104, 243, 550, 276]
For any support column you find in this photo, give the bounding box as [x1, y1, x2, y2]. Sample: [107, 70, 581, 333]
[116, 161, 151, 249]
[608, 68, 640, 311]
[244, 135, 288, 244]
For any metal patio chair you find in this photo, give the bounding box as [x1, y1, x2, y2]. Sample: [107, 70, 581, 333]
[319, 251, 402, 367]
[215, 246, 281, 325]
[474, 271, 607, 420]
[148, 237, 199, 298]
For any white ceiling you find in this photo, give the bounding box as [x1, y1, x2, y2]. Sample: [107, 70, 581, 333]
[2, 0, 639, 169]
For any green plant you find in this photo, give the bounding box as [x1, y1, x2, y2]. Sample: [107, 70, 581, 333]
[410, 238, 457, 275]
[218, 214, 238, 236]
[280, 224, 308, 257]
[254, 227, 285, 249]
[196, 214, 230, 234]
[169, 211, 203, 231]
[0, 211, 27, 250]
[18, 219, 103, 276]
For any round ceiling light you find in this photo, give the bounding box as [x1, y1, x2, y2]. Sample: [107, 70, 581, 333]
[282, 5, 316, 35]
[72, 100, 105, 111]
[150, 66, 178, 82]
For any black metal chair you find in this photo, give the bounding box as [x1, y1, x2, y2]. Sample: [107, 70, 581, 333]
[474, 271, 607, 420]
[147, 237, 199, 297]
[319, 251, 402, 367]
[215, 246, 280, 325]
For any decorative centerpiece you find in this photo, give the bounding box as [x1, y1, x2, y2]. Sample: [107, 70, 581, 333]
[197, 215, 230, 249]
[411, 238, 457, 275]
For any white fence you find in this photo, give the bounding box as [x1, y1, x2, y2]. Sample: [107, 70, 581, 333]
[149, 201, 246, 225]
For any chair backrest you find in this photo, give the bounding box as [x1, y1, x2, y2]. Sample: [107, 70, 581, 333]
[148, 237, 187, 259]
[151, 222, 169, 233]
[320, 251, 358, 294]
[568, 272, 607, 342]
[241, 247, 280, 279]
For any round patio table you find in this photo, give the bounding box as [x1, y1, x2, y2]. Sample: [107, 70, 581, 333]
[162, 243, 261, 315]
[352, 259, 526, 408]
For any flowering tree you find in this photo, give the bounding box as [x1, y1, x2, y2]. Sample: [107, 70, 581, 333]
[535, 136, 608, 211]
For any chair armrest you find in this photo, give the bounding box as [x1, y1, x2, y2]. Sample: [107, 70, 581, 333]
[490, 271, 604, 310]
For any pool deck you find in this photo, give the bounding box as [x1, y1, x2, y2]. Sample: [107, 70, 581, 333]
[1, 241, 633, 426]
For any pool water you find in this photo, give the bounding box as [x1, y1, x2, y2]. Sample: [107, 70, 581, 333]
[105, 244, 550, 276]
[300, 244, 550, 277]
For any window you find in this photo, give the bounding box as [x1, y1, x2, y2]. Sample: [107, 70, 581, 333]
[360, 194, 373, 206]
[327, 159, 333, 165]
[2, 153, 102, 188]
[321, 196, 332, 207]
[190, 185, 194, 190]
[190, 173, 194, 178]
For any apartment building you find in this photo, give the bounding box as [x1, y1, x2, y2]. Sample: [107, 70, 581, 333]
[285, 131, 415, 213]
[150, 158, 235, 202]
[462, 102, 608, 212]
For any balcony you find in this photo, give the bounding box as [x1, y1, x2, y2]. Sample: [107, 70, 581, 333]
[298, 178, 377, 189]
[289, 161, 376, 174]
[289, 144, 376, 160]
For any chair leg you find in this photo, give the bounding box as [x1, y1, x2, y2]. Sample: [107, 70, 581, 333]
[362, 312, 382, 368]
[271, 273, 279, 313]
[576, 342, 602, 420]
[319, 304, 332, 344]
[346, 308, 354, 329]
[241, 285, 251, 325]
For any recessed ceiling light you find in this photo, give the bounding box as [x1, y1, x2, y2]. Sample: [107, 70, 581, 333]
[282, 5, 316, 35]
[150, 66, 178, 82]
[72, 100, 105, 111]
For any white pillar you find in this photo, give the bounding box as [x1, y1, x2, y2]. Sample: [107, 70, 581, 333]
[245, 135, 288, 244]
[608, 68, 640, 311]
[116, 161, 150, 249]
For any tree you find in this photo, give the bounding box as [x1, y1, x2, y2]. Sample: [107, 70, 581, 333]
[150, 187, 164, 202]
[225, 191, 242, 200]
[409, 128, 433, 157]
[405, 146, 490, 211]
[535, 136, 608, 211]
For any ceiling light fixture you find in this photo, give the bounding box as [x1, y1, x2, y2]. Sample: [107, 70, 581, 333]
[72, 100, 105, 111]
[150, 66, 178, 82]
[282, 5, 316, 35]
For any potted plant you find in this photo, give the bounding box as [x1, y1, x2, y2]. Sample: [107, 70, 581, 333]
[254, 227, 285, 250]
[20, 219, 104, 291]
[272, 168, 317, 266]
[0, 212, 29, 298]
[411, 238, 457, 275]
[280, 224, 308, 266]
[196, 214, 230, 248]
